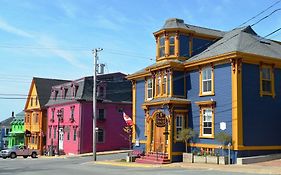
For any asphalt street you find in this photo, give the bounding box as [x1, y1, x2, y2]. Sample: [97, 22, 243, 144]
[0, 153, 270, 175]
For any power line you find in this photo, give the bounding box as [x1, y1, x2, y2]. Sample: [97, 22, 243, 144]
[251, 8, 281, 27]
[237, 0, 281, 27]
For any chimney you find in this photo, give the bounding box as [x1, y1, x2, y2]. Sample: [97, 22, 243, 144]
[12, 111, 14, 117]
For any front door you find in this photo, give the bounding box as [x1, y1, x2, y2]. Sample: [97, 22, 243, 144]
[153, 126, 165, 153]
[59, 128, 64, 150]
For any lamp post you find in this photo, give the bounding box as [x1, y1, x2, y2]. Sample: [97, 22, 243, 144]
[92, 48, 103, 161]
[56, 109, 62, 156]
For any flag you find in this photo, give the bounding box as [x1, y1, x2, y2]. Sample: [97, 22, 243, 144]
[123, 112, 133, 126]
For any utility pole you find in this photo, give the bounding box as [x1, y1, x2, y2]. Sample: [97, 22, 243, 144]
[92, 48, 103, 161]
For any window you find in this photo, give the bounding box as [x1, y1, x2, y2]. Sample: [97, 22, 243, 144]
[49, 127, 52, 138]
[156, 76, 161, 96]
[200, 66, 214, 96]
[169, 36, 175, 56]
[60, 108, 64, 121]
[175, 114, 184, 140]
[51, 109, 55, 121]
[67, 131, 70, 141]
[35, 96, 38, 106]
[200, 108, 214, 138]
[162, 75, 167, 94]
[64, 88, 68, 99]
[98, 86, 105, 98]
[70, 106, 75, 120]
[260, 65, 274, 97]
[146, 78, 153, 100]
[97, 128, 104, 143]
[54, 127, 57, 139]
[30, 97, 33, 106]
[35, 113, 39, 123]
[159, 36, 165, 57]
[54, 91, 59, 100]
[73, 128, 77, 141]
[74, 86, 79, 97]
[98, 109, 105, 120]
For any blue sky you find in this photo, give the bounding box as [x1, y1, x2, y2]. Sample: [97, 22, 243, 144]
[0, 0, 280, 120]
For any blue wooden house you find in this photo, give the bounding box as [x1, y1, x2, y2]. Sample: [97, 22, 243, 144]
[0, 112, 15, 150]
[127, 18, 281, 164]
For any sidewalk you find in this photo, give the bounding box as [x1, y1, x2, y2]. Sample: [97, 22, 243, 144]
[40, 150, 131, 159]
[94, 159, 281, 175]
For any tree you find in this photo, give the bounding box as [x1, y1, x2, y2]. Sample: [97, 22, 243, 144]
[215, 132, 232, 146]
[178, 128, 196, 153]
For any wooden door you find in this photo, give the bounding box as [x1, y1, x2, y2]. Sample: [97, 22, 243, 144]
[153, 126, 165, 153]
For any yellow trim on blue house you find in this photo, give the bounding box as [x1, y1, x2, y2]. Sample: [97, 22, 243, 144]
[231, 58, 243, 150]
[132, 81, 136, 143]
[172, 152, 183, 156]
[175, 32, 179, 57]
[237, 145, 281, 150]
[187, 143, 221, 149]
[189, 35, 193, 57]
[154, 28, 220, 41]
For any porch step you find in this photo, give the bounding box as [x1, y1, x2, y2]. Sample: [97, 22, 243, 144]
[135, 152, 170, 164]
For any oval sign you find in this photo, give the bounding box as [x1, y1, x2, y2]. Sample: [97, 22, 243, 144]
[155, 112, 166, 127]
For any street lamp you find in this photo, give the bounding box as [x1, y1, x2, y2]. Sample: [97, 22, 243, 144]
[57, 109, 62, 156]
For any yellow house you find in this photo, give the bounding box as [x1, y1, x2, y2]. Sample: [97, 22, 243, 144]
[24, 77, 69, 154]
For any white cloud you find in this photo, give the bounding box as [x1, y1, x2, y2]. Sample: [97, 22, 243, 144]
[0, 17, 87, 69]
[0, 18, 34, 38]
[37, 35, 88, 69]
[58, 1, 78, 19]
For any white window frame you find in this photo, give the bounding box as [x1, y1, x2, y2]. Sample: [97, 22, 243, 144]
[202, 108, 213, 137]
[202, 67, 213, 94]
[147, 78, 153, 100]
[175, 114, 183, 139]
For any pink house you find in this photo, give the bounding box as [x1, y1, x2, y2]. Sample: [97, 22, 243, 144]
[46, 73, 132, 155]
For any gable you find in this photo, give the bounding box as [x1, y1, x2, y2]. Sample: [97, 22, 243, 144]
[24, 80, 40, 110]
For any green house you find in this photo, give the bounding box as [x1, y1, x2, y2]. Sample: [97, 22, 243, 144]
[8, 111, 25, 148]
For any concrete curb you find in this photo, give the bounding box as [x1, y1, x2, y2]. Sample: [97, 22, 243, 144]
[39, 150, 130, 159]
[93, 161, 281, 174]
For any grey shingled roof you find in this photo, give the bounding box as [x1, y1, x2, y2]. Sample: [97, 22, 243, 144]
[129, 60, 184, 76]
[33, 77, 70, 108]
[158, 18, 225, 37]
[0, 116, 14, 128]
[187, 26, 281, 62]
[46, 73, 132, 106]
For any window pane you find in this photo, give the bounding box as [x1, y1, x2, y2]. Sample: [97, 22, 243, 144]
[169, 36, 175, 45]
[262, 80, 271, 92]
[207, 81, 212, 92]
[203, 128, 212, 135]
[160, 48, 165, 57]
[160, 36, 165, 46]
[262, 68, 271, 80]
[169, 46, 175, 55]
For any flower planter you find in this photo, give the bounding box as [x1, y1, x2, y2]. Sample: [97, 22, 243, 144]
[183, 153, 228, 164]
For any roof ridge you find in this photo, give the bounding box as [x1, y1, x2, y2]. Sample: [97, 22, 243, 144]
[186, 23, 225, 33]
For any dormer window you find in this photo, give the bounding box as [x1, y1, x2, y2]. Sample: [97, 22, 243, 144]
[169, 36, 175, 56]
[72, 85, 79, 97]
[64, 88, 68, 99]
[54, 90, 59, 100]
[98, 86, 105, 98]
[159, 36, 165, 57]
